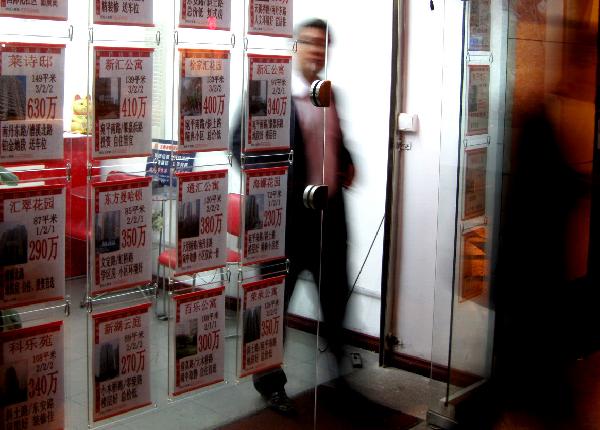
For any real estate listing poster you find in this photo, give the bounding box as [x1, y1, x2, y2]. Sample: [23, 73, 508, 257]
[94, 0, 154, 26]
[179, 0, 231, 30]
[459, 227, 487, 302]
[466, 65, 490, 136]
[463, 147, 487, 220]
[247, 0, 292, 37]
[0, 0, 68, 20]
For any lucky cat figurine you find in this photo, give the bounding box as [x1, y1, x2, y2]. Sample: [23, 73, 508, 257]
[71, 94, 90, 134]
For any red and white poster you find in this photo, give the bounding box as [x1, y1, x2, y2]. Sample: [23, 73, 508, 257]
[179, 0, 231, 30]
[466, 65, 490, 136]
[172, 286, 225, 396]
[176, 170, 228, 276]
[179, 49, 230, 153]
[0, 321, 64, 430]
[94, 0, 154, 26]
[93, 47, 154, 160]
[248, 0, 292, 38]
[92, 177, 152, 296]
[460, 227, 487, 302]
[243, 167, 287, 265]
[92, 303, 152, 422]
[245, 54, 291, 152]
[463, 148, 487, 220]
[240, 276, 285, 377]
[0, 185, 65, 310]
[0, 0, 67, 20]
[0, 43, 65, 164]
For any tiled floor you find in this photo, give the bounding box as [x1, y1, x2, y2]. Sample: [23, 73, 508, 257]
[58, 277, 433, 429]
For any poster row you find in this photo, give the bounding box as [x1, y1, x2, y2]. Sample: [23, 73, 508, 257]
[0, 0, 293, 37]
[0, 43, 292, 163]
[0, 167, 287, 309]
[0, 276, 285, 427]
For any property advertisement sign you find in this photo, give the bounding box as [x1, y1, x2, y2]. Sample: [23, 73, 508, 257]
[179, 0, 231, 30]
[94, 0, 154, 26]
[0, 184, 65, 310]
[172, 286, 225, 396]
[179, 49, 230, 153]
[243, 167, 287, 265]
[466, 65, 490, 136]
[245, 54, 291, 152]
[94, 47, 154, 160]
[463, 148, 487, 220]
[0, 0, 68, 20]
[0, 321, 64, 430]
[175, 170, 228, 276]
[92, 177, 152, 296]
[248, 0, 292, 37]
[92, 303, 152, 422]
[240, 276, 284, 377]
[0, 43, 65, 164]
[469, 0, 491, 51]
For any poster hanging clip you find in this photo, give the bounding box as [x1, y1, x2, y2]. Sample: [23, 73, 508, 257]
[155, 30, 161, 46]
[230, 33, 236, 48]
[68, 25, 74, 41]
[64, 299, 71, 317]
[174, 30, 179, 45]
[88, 27, 94, 44]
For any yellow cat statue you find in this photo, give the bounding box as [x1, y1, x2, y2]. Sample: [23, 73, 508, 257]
[71, 95, 90, 134]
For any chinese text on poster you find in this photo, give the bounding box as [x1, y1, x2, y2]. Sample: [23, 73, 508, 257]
[94, 0, 153, 26]
[179, 0, 231, 30]
[0, 0, 68, 20]
[248, 0, 292, 37]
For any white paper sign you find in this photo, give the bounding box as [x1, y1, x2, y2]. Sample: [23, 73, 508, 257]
[0, 43, 65, 163]
[92, 177, 152, 295]
[240, 276, 285, 377]
[92, 303, 152, 422]
[179, 49, 230, 153]
[245, 54, 291, 152]
[243, 167, 287, 265]
[176, 170, 228, 276]
[248, 0, 292, 38]
[172, 286, 225, 396]
[179, 0, 231, 30]
[0, 321, 64, 430]
[0, 0, 67, 20]
[94, 47, 154, 160]
[0, 185, 65, 310]
[94, 0, 153, 26]
[466, 65, 490, 136]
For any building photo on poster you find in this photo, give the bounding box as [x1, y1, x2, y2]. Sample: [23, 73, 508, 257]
[0, 321, 64, 430]
[466, 64, 490, 136]
[179, 0, 231, 30]
[0, 0, 68, 20]
[0, 185, 65, 310]
[463, 147, 487, 220]
[245, 54, 291, 153]
[92, 303, 152, 422]
[0, 43, 65, 164]
[93, 47, 154, 160]
[171, 286, 225, 396]
[175, 170, 228, 276]
[94, 0, 154, 26]
[179, 49, 230, 153]
[247, 0, 292, 37]
[243, 166, 287, 265]
[92, 177, 152, 296]
[240, 276, 285, 378]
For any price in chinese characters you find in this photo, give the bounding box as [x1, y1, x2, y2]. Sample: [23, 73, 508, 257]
[28, 371, 59, 399]
[28, 236, 59, 261]
[267, 97, 287, 116]
[261, 316, 280, 337]
[121, 350, 146, 375]
[198, 330, 220, 353]
[121, 96, 148, 119]
[121, 226, 147, 249]
[200, 214, 223, 235]
[203, 95, 225, 115]
[26, 97, 58, 120]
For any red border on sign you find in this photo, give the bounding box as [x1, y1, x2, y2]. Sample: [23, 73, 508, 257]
[94, 0, 154, 27]
[0, 319, 62, 341]
[247, 0, 292, 38]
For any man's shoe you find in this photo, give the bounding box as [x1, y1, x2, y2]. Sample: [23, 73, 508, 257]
[265, 390, 296, 415]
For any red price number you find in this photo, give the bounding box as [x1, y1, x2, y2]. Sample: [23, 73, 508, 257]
[28, 371, 59, 399]
[29, 235, 59, 261]
[263, 208, 282, 228]
[200, 214, 223, 235]
[261, 316, 280, 337]
[203, 95, 225, 116]
[121, 96, 148, 119]
[121, 350, 145, 375]
[267, 97, 287, 116]
[121, 225, 146, 249]
[198, 329, 220, 353]
[27, 96, 58, 120]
